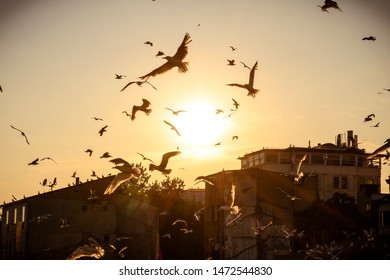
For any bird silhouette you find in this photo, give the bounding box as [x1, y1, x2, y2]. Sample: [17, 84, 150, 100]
[155, 51, 165, 57]
[318, 0, 342, 12]
[0, 85, 3, 92]
[164, 120, 181, 136]
[252, 220, 273, 235]
[85, 149, 93, 156]
[144, 41, 153, 47]
[98, 125, 108, 136]
[149, 151, 181, 174]
[92, 117, 103, 121]
[232, 135, 238, 140]
[194, 175, 215, 186]
[370, 122, 380, 128]
[122, 111, 132, 117]
[100, 152, 111, 158]
[229, 46, 237, 51]
[104, 158, 142, 195]
[137, 152, 154, 163]
[139, 33, 192, 80]
[165, 108, 187, 115]
[215, 109, 224, 115]
[364, 114, 375, 123]
[362, 36, 376, 41]
[67, 238, 105, 260]
[115, 74, 126, 79]
[120, 80, 157, 92]
[227, 61, 259, 98]
[277, 187, 301, 201]
[10, 125, 30, 145]
[40, 178, 47, 186]
[232, 98, 240, 110]
[131, 99, 152, 121]
[28, 158, 39, 165]
[227, 59, 235, 66]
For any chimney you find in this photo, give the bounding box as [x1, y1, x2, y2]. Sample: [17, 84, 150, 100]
[336, 134, 342, 147]
[75, 177, 80, 185]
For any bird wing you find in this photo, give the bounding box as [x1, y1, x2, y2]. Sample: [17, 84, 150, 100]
[109, 157, 131, 166]
[248, 61, 258, 86]
[104, 172, 137, 195]
[227, 83, 246, 89]
[145, 81, 158, 90]
[164, 120, 175, 129]
[141, 98, 151, 109]
[159, 151, 181, 169]
[172, 33, 191, 61]
[295, 153, 307, 174]
[139, 62, 174, 80]
[120, 81, 136, 92]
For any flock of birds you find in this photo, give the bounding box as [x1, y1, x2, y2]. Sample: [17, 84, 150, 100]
[1, 0, 389, 260]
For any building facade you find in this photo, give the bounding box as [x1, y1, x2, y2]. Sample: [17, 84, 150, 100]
[1, 176, 159, 260]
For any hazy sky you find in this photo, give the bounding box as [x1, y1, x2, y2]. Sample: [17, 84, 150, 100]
[1, 0, 389, 202]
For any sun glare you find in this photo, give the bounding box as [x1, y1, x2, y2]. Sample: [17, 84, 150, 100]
[172, 102, 231, 154]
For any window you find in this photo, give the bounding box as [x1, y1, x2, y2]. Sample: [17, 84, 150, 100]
[381, 211, 390, 227]
[5, 210, 9, 225]
[327, 154, 340, 166]
[21, 206, 26, 222]
[311, 154, 325, 165]
[342, 154, 355, 166]
[334, 176, 348, 189]
[280, 152, 291, 164]
[13, 208, 18, 224]
[266, 152, 278, 163]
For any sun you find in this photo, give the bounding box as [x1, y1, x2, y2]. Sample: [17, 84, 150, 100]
[172, 101, 231, 153]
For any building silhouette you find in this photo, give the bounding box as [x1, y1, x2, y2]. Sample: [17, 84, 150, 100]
[203, 131, 390, 259]
[1, 176, 159, 260]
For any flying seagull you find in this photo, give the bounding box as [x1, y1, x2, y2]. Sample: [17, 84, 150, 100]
[144, 41, 153, 47]
[364, 113, 375, 123]
[100, 152, 111, 158]
[164, 120, 181, 136]
[92, 117, 103, 121]
[165, 108, 187, 115]
[277, 187, 301, 201]
[194, 175, 215, 186]
[227, 61, 259, 98]
[85, 149, 93, 157]
[104, 158, 142, 195]
[120, 80, 157, 92]
[370, 122, 380, 128]
[229, 46, 237, 51]
[137, 152, 154, 163]
[122, 111, 132, 117]
[0, 85, 3, 92]
[10, 125, 30, 145]
[139, 33, 192, 80]
[149, 151, 181, 174]
[115, 74, 126, 79]
[318, 0, 342, 12]
[67, 238, 105, 260]
[98, 125, 108, 136]
[362, 36, 376, 41]
[131, 99, 152, 121]
[227, 59, 235, 66]
[232, 98, 240, 110]
[155, 51, 165, 57]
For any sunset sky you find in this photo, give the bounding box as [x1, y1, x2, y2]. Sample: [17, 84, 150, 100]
[1, 0, 389, 203]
